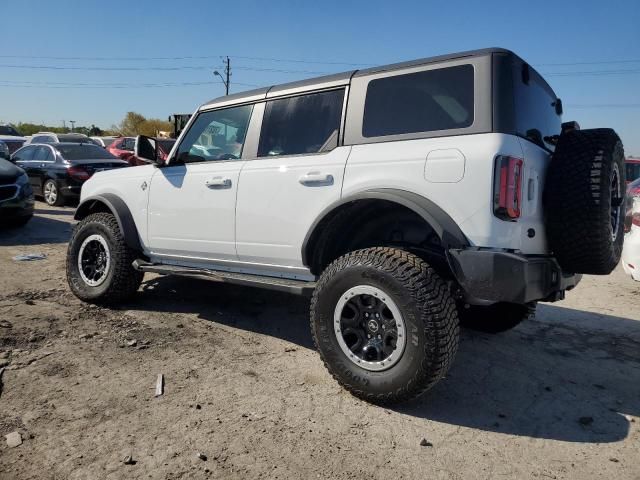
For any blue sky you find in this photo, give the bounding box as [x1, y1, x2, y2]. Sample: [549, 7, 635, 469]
[1, 0, 639, 154]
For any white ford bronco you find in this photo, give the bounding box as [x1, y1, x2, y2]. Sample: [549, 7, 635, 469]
[66, 48, 626, 404]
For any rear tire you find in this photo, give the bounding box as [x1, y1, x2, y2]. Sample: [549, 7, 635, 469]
[545, 128, 625, 274]
[43, 179, 65, 207]
[458, 302, 536, 333]
[66, 212, 143, 304]
[310, 247, 459, 405]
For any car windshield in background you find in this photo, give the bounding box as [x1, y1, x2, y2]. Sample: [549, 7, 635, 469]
[158, 139, 176, 153]
[55, 144, 117, 160]
[0, 126, 22, 136]
[102, 138, 116, 148]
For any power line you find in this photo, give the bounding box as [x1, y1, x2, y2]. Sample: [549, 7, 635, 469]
[0, 53, 371, 66]
[0, 80, 261, 89]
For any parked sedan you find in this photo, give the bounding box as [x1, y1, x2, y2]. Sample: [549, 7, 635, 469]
[0, 158, 34, 226]
[12, 143, 128, 206]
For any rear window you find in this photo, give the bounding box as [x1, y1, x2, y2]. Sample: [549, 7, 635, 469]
[362, 65, 474, 138]
[55, 144, 117, 160]
[513, 64, 562, 150]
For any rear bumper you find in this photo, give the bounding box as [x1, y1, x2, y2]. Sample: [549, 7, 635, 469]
[447, 248, 581, 304]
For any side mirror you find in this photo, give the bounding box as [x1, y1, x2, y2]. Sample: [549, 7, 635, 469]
[134, 135, 160, 165]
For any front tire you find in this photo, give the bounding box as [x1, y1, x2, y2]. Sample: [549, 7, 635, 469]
[310, 247, 459, 405]
[66, 212, 143, 304]
[43, 179, 65, 206]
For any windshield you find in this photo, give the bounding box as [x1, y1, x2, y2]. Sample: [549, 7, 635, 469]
[0, 125, 22, 136]
[55, 144, 117, 160]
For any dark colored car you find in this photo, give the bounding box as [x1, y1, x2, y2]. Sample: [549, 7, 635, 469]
[0, 125, 26, 155]
[12, 143, 128, 206]
[0, 158, 34, 226]
[108, 136, 175, 166]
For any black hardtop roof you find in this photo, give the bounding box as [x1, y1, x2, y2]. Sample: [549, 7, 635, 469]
[200, 47, 524, 110]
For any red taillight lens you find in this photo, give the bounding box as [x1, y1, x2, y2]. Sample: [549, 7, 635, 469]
[493, 156, 523, 221]
[68, 166, 91, 180]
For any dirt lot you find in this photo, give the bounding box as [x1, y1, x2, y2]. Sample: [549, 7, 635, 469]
[0, 203, 639, 480]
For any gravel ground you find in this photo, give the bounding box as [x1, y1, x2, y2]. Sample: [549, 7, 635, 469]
[0, 203, 639, 480]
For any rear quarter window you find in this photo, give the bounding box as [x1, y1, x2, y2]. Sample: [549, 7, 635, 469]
[362, 64, 474, 137]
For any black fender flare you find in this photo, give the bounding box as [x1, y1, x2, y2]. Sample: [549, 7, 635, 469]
[74, 193, 142, 252]
[301, 188, 469, 267]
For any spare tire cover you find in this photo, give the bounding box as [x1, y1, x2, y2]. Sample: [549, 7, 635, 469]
[544, 128, 625, 275]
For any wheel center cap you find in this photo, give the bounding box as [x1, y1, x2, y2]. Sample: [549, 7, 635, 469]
[367, 319, 379, 333]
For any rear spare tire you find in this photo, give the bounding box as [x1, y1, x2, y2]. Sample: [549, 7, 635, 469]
[544, 128, 625, 274]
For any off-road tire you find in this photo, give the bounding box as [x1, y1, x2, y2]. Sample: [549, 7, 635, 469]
[457, 302, 536, 333]
[66, 212, 143, 304]
[310, 247, 459, 405]
[545, 128, 625, 274]
[43, 179, 65, 207]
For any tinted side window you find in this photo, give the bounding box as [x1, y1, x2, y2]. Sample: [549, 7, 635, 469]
[14, 146, 36, 161]
[33, 146, 53, 161]
[32, 136, 49, 144]
[362, 65, 474, 138]
[176, 104, 253, 163]
[258, 89, 345, 157]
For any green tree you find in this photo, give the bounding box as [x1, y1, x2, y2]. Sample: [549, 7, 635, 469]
[117, 112, 147, 136]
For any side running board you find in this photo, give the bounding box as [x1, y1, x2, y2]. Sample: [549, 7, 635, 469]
[132, 259, 316, 296]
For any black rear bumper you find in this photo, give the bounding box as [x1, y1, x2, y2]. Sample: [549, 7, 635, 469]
[447, 248, 581, 304]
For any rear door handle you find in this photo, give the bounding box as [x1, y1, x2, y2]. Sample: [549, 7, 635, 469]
[205, 177, 232, 188]
[299, 172, 334, 186]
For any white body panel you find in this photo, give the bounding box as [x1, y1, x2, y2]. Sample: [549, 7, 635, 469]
[622, 198, 640, 281]
[343, 133, 550, 254]
[81, 132, 553, 278]
[235, 147, 351, 268]
[80, 165, 154, 244]
[146, 161, 244, 261]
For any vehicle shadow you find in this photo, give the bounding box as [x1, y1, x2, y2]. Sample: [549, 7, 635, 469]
[0, 214, 73, 246]
[126, 275, 640, 443]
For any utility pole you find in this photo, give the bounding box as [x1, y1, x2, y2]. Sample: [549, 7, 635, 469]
[62, 120, 66, 130]
[69, 120, 76, 132]
[213, 56, 231, 95]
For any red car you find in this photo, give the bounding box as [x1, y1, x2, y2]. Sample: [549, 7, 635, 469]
[108, 137, 176, 166]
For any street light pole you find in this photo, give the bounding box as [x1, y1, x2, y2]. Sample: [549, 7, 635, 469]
[213, 56, 231, 95]
[69, 120, 76, 132]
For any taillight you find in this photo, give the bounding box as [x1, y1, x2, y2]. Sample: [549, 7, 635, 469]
[493, 155, 524, 221]
[67, 166, 91, 180]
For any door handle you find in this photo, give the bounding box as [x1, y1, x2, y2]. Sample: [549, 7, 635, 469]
[205, 177, 232, 188]
[299, 172, 334, 186]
